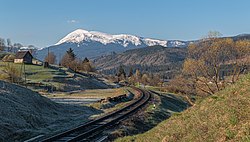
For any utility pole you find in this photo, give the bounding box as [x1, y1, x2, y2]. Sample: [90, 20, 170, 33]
[23, 62, 27, 88]
[59, 53, 61, 66]
[20, 63, 23, 85]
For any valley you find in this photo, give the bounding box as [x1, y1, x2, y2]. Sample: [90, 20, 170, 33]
[1, 1, 250, 141]
[0, 31, 249, 142]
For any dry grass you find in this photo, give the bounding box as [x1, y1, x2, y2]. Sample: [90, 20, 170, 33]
[45, 88, 127, 99]
[45, 87, 133, 118]
[87, 88, 135, 118]
[116, 73, 250, 142]
[108, 91, 188, 141]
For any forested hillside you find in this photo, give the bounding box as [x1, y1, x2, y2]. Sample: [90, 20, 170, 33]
[94, 46, 187, 79]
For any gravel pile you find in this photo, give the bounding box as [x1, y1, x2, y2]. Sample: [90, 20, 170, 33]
[0, 81, 101, 141]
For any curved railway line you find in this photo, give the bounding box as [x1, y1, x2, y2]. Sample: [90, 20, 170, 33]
[41, 87, 151, 142]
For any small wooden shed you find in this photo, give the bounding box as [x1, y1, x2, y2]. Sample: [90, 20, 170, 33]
[14, 51, 33, 64]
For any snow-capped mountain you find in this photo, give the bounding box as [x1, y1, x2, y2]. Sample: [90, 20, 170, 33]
[55, 29, 168, 47]
[36, 29, 189, 61]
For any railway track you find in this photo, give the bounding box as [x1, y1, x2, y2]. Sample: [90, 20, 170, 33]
[41, 87, 151, 142]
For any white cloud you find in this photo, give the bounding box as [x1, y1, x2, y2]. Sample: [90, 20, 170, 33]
[67, 20, 79, 23]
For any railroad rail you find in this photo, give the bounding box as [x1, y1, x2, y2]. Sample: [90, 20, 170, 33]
[41, 87, 151, 142]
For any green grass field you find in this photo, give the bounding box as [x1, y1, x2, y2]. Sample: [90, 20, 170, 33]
[0, 61, 63, 82]
[116, 73, 250, 142]
[0, 61, 80, 91]
[0, 61, 110, 93]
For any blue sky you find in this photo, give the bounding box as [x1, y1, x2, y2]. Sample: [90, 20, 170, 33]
[0, 0, 250, 47]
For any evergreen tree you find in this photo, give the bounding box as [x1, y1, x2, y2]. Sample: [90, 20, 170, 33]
[81, 57, 94, 72]
[66, 48, 76, 60]
[117, 65, 126, 80]
[61, 48, 76, 69]
[128, 67, 133, 77]
[82, 57, 89, 63]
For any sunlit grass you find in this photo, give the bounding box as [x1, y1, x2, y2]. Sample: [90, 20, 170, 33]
[0, 62, 55, 81]
[116, 73, 250, 142]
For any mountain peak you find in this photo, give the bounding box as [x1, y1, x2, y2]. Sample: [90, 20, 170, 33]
[71, 29, 90, 34]
[55, 29, 91, 45]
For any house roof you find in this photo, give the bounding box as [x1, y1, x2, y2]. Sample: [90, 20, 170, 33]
[15, 51, 33, 59]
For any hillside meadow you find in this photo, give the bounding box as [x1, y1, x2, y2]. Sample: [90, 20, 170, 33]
[116, 73, 250, 142]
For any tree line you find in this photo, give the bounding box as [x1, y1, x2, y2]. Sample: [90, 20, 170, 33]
[0, 38, 35, 53]
[111, 65, 163, 86]
[44, 48, 94, 72]
[99, 63, 182, 81]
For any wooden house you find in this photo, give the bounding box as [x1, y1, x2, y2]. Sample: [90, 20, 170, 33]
[14, 51, 33, 64]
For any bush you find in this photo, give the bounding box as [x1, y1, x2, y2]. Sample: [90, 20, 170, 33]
[2, 63, 22, 83]
[166, 75, 196, 96]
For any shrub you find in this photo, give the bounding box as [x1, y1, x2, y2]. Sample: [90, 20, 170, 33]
[2, 63, 22, 83]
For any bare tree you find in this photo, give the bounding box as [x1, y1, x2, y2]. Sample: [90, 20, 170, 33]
[0, 38, 5, 51]
[230, 40, 250, 83]
[167, 75, 196, 105]
[7, 38, 12, 52]
[61, 53, 71, 68]
[13, 43, 23, 53]
[141, 73, 149, 85]
[128, 67, 133, 77]
[183, 32, 250, 96]
[135, 69, 141, 83]
[80, 57, 94, 72]
[44, 52, 57, 64]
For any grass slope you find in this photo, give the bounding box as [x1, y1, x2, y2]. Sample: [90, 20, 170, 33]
[117, 73, 250, 142]
[108, 91, 188, 141]
[0, 62, 108, 92]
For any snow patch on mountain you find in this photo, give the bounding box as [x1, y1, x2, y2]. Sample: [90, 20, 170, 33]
[144, 38, 167, 47]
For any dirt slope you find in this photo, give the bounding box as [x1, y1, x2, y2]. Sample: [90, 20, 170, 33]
[0, 80, 101, 141]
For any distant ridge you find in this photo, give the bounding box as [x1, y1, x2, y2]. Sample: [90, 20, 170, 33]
[36, 30, 249, 61]
[93, 45, 187, 78]
[36, 29, 189, 60]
